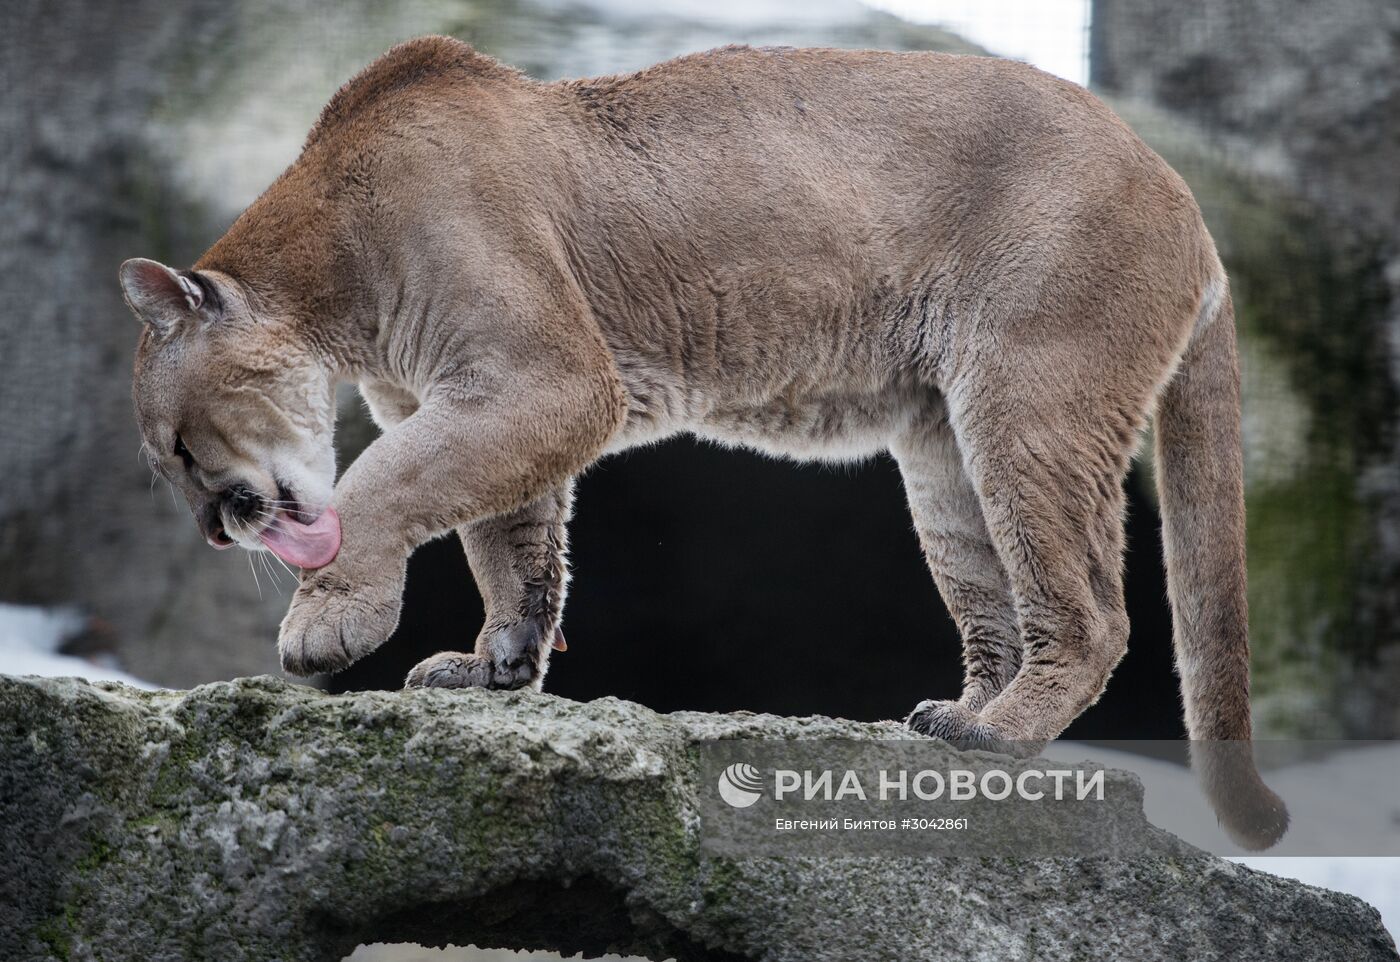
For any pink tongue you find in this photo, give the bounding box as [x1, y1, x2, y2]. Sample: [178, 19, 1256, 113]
[259, 506, 341, 570]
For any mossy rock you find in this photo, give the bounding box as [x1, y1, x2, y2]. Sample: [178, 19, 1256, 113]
[2, 675, 1393, 961]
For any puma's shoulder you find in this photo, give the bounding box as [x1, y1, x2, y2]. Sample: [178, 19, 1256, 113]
[305, 35, 521, 150]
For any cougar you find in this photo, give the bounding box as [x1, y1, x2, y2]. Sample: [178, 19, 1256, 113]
[121, 37, 1288, 848]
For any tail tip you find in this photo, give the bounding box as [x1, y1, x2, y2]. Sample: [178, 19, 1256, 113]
[1219, 785, 1290, 851]
[1195, 741, 1289, 850]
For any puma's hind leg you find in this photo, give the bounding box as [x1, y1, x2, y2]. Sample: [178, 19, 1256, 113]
[901, 317, 1164, 750]
[905, 348, 1149, 752]
[405, 480, 574, 691]
[891, 402, 1022, 715]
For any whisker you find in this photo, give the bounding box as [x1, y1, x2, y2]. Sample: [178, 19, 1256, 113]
[259, 499, 317, 510]
[247, 551, 263, 599]
[272, 551, 298, 589]
[268, 552, 297, 579]
[257, 551, 277, 588]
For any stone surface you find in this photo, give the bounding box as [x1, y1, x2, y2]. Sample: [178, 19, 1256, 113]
[2, 675, 1395, 961]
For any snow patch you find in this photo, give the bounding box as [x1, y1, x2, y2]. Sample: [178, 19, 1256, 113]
[0, 602, 157, 689]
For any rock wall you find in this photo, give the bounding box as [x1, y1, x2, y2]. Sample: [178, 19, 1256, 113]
[1, 0, 298, 685]
[1092, 0, 1400, 737]
[2, 675, 1394, 961]
[1090, 0, 1400, 506]
[1092, 0, 1400, 246]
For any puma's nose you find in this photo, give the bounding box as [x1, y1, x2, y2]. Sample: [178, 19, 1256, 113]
[221, 484, 261, 525]
[198, 501, 235, 549]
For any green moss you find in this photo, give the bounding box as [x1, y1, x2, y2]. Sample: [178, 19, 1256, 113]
[74, 838, 115, 874]
[699, 858, 747, 915]
[1228, 201, 1392, 736]
[34, 904, 77, 961]
[149, 731, 207, 806]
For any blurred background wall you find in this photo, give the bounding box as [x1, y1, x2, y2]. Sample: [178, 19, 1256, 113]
[1, 0, 1396, 744]
[1090, 0, 1400, 739]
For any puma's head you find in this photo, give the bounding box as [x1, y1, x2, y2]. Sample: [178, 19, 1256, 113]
[121, 258, 340, 566]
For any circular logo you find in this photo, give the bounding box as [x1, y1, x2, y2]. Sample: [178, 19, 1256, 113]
[717, 762, 764, 808]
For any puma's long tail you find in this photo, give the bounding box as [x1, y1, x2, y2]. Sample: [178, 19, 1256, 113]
[1154, 276, 1289, 850]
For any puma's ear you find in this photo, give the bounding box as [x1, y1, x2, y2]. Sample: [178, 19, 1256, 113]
[119, 258, 207, 332]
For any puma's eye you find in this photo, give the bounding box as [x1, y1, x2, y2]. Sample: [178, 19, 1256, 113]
[173, 434, 194, 468]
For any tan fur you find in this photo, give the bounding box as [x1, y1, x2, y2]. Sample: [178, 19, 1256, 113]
[121, 37, 1286, 847]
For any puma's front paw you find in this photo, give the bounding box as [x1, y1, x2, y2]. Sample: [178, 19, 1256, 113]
[403, 648, 539, 691]
[404, 652, 495, 689]
[906, 699, 1015, 754]
[404, 617, 557, 691]
[278, 565, 404, 675]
